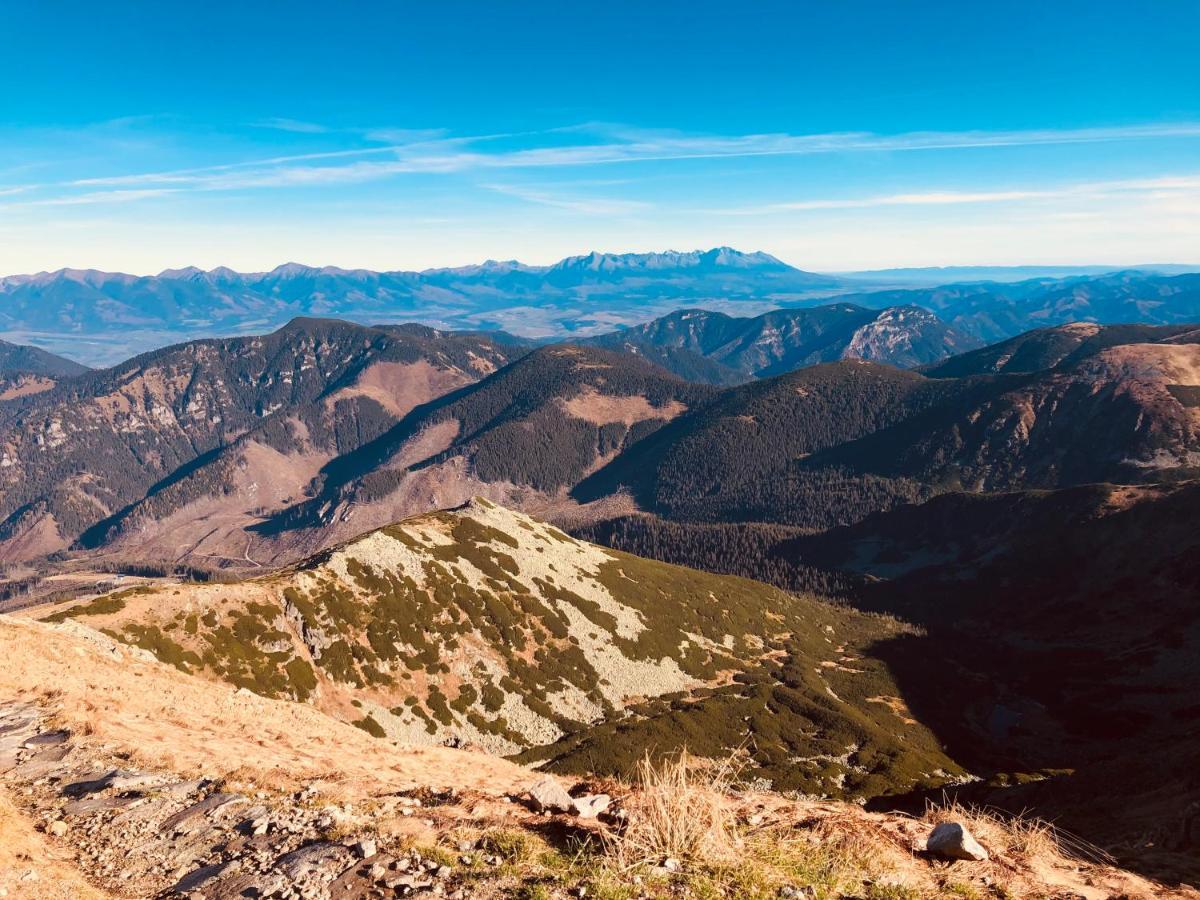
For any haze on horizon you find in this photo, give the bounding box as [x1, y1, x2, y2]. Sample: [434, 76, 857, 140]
[2, 0, 1198, 275]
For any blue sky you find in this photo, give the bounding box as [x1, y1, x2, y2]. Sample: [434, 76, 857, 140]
[1, 0, 1198, 274]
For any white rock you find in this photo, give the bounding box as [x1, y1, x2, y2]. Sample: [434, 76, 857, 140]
[527, 778, 574, 813]
[926, 822, 989, 861]
[570, 794, 611, 819]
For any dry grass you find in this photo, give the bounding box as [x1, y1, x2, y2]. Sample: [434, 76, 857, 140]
[924, 796, 1112, 865]
[0, 791, 111, 899]
[603, 750, 741, 870]
[0, 616, 534, 806]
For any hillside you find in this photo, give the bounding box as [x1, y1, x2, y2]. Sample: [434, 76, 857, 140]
[584, 303, 978, 383]
[3, 613, 1184, 900]
[813, 342, 1200, 493]
[32, 499, 966, 801]
[575, 337, 1200, 529]
[574, 361, 976, 526]
[0, 340, 89, 404]
[0, 319, 523, 562]
[920, 321, 1200, 377]
[245, 344, 716, 551]
[15, 320, 1200, 570]
[840, 270, 1200, 343]
[0, 339, 88, 378]
[769, 482, 1200, 882]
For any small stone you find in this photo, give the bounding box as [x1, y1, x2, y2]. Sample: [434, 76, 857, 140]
[926, 822, 989, 862]
[662, 857, 681, 872]
[356, 838, 377, 858]
[435, 864, 452, 878]
[456, 839, 475, 852]
[527, 777, 574, 814]
[570, 793, 611, 819]
[48, 820, 68, 837]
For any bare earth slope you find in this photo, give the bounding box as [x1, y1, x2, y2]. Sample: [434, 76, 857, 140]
[0, 319, 522, 563]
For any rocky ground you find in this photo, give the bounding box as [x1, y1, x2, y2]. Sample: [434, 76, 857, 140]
[2, 613, 1196, 899]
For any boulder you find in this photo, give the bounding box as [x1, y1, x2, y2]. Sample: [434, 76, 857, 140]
[527, 778, 574, 814]
[926, 822, 989, 861]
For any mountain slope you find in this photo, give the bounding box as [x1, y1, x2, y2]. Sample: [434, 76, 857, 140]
[920, 321, 1200, 377]
[775, 481, 1200, 873]
[585, 303, 979, 383]
[0, 340, 90, 404]
[575, 335, 1200, 529]
[239, 344, 715, 555]
[0, 339, 88, 378]
[0, 319, 523, 561]
[574, 361, 975, 526]
[33, 499, 964, 799]
[814, 342, 1200, 492]
[840, 271, 1200, 343]
[4, 616, 1181, 899]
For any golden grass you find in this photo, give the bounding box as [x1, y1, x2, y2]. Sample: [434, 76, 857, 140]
[603, 750, 741, 870]
[924, 796, 1112, 865]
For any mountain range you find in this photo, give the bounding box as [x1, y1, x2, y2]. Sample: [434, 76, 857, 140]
[2, 248, 1199, 367]
[0, 300, 982, 563]
[4, 316, 1200, 565]
[0, 248, 839, 365]
[2, 301, 1200, 884]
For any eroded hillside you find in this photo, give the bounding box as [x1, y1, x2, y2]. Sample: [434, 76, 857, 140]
[0, 319, 523, 562]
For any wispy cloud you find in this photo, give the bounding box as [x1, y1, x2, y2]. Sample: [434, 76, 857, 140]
[710, 174, 1200, 215]
[483, 183, 651, 214]
[0, 188, 181, 210]
[253, 117, 330, 134]
[360, 127, 450, 144]
[11, 120, 1196, 202]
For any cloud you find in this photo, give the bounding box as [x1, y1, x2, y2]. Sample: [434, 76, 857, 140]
[360, 127, 450, 145]
[23, 120, 1200, 203]
[253, 117, 330, 134]
[709, 174, 1200, 215]
[0, 188, 180, 210]
[482, 183, 651, 214]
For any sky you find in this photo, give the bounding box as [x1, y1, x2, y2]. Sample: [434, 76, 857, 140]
[1, 0, 1198, 275]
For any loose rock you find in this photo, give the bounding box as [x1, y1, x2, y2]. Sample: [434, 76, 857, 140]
[571, 793, 611, 819]
[926, 822, 989, 861]
[527, 777, 574, 814]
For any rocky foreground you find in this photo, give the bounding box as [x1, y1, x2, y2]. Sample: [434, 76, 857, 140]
[1, 615, 1192, 900]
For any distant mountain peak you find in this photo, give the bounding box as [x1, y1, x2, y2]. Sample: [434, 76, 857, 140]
[550, 247, 793, 274]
